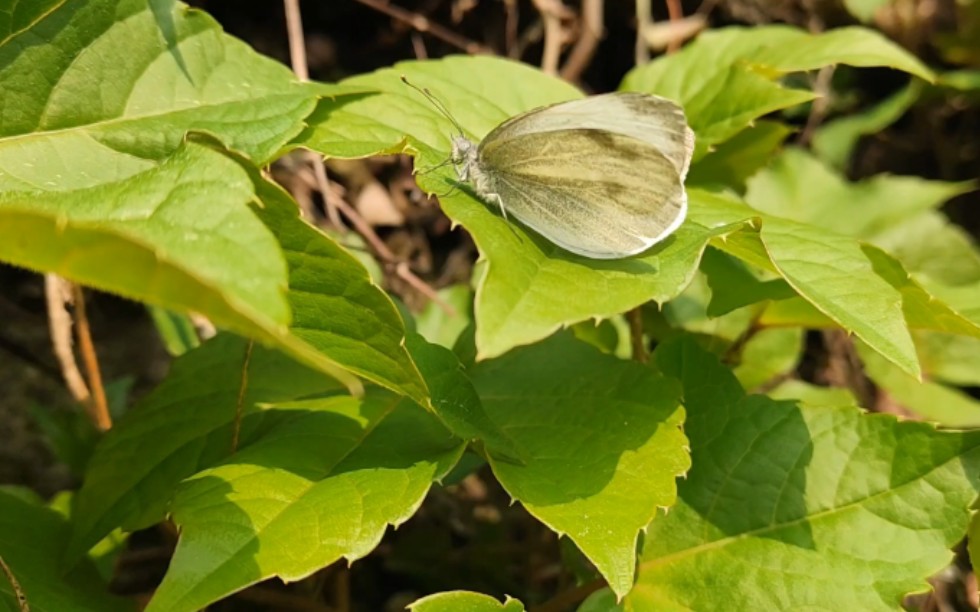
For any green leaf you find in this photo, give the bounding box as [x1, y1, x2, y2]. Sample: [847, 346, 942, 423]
[733, 327, 805, 391]
[410, 592, 525, 612]
[939, 69, 980, 91]
[871, 211, 980, 286]
[857, 341, 980, 428]
[843, 0, 894, 22]
[0, 491, 132, 612]
[744, 148, 974, 240]
[691, 189, 921, 377]
[622, 26, 932, 157]
[0, 0, 330, 187]
[766, 380, 859, 407]
[248, 171, 428, 404]
[760, 217, 919, 377]
[863, 244, 980, 339]
[0, 139, 291, 335]
[662, 271, 758, 342]
[68, 334, 344, 560]
[687, 120, 794, 190]
[405, 333, 522, 461]
[146, 391, 464, 612]
[915, 331, 980, 387]
[147, 307, 201, 356]
[812, 82, 921, 169]
[700, 247, 796, 317]
[597, 337, 980, 610]
[470, 334, 689, 598]
[414, 285, 473, 349]
[303, 57, 733, 359]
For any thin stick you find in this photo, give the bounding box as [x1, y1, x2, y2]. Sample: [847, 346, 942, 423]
[635, 0, 651, 64]
[627, 306, 649, 364]
[534, 0, 564, 75]
[283, 0, 344, 229]
[0, 555, 28, 612]
[665, 0, 683, 53]
[410, 32, 428, 59]
[354, 0, 491, 54]
[560, 0, 603, 82]
[503, 0, 519, 57]
[71, 284, 112, 431]
[799, 65, 835, 147]
[330, 183, 456, 315]
[283, 0, 308, 81]
[45, 274, 90, 405]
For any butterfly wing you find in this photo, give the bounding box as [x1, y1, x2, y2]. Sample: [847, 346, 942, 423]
[479, 127, 687, 259]
[483, 92, 695, 180]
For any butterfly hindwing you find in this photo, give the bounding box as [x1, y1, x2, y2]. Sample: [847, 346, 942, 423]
[479, 127, 686, 258]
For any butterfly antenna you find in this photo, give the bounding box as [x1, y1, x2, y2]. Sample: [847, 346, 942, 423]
[401, 75, 466, 139]
[416, 157, 454, 176]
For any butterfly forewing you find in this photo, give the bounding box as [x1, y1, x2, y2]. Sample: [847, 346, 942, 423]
[482, 93, 695, 180]
[479, 128, 686, 258]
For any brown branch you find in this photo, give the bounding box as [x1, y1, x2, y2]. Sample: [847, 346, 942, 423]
[635, 0, 651, 64]
[0, 555, 29, 612]
[71, 284, 112, 431]
[627, 306, 649, 364]
[283, 0, 309, 81]
[560, 0, 603, 82]
[665, 0, 684, 53]
[503, 0, 520, 57]
[44, 274, 90, 404]
[353, 0, 491, 54]
[534, 0, 566, 75]
[283, 0, 344, 229]
[798, 65, 835, 147]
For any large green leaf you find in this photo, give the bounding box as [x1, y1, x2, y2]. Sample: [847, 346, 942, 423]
[302, 57, 730, 359]
[0, 490, 131, 612]
[0, 139, 291, 333]
[404, 332, 522, 461]
[249, 171, 428, 404]
[623, 26, 932, 158]
[470, 334, 689, 598]
[857, 340, 980, 427]
[690, 189, 921, 377]
[146, 391, 463, 612]
[0, 136, 428, 401]
[410, 592, 525, 612]
[0, 0, 328, 189]
[583, 337, 980, 610]
[744, 148, 974, 242]
[687, 120, 794, 190]
[68, 334, 343, 560]
[812, 82, 922, 169]
[0, 0, 427, 398]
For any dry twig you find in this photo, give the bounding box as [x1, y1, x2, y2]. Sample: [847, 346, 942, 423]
[560, 0, 603, 82]
[0, 555, 28, 612]
[354, 0, 491, 54]
[534, 0, 570, 75]
[635, 0, 651, 65]
[45, 274, 90, 405]
[71, 283, 112, 431]
[283, 0, 344, 228]
[283, 0, 453, 315]
[664, 0, 684, 53]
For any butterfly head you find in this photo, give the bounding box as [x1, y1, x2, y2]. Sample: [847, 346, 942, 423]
[451, 135, 479, 181]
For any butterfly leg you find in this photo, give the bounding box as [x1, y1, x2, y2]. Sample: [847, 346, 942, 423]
[487, 192, 509, 221]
